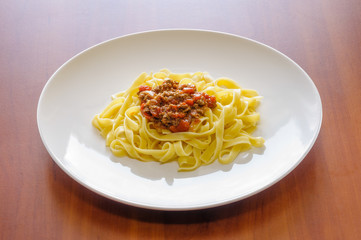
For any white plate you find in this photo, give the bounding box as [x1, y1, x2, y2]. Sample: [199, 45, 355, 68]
[37, 30, 322, 210]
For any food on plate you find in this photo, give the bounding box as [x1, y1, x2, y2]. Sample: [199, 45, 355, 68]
[92, 69, 264, 171]
[138, 78, 217, 133]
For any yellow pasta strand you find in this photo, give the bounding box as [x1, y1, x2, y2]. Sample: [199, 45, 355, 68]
[92, 70, 264, 171]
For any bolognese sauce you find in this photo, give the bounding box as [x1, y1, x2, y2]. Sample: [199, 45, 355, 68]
[137, 79, 217, 132]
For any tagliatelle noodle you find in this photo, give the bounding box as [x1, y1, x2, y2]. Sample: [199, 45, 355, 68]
[92, 69, 264, 171]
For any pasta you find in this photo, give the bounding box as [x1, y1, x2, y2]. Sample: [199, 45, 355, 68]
[92, 69, 265, 171]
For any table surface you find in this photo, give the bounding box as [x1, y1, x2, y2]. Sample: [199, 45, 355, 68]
[1, 0, 361, 239]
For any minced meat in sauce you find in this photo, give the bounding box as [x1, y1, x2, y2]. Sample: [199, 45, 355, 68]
[137, 79, 217, 132]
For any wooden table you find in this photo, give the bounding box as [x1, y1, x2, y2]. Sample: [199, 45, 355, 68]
[1, 0, 361, 239]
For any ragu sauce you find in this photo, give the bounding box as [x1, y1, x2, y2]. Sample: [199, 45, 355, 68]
[137, 79, 217, 132]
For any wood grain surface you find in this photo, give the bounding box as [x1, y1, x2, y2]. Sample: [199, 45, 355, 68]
[1, 0, 361, 239]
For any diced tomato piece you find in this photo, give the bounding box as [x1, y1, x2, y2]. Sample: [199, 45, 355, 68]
[139, 85, 152, 92]
[183, 87, 195, 94]
[169, 126, 177, 132]
[203, 92, 212, 99]
[170, 119, 190, 132]
[193, 93, 202, 101]
[142, 112, 152, 120]
[206, 100, 216, 108]
[140, 103, 146, 111]
[185, 99, 194, 106]
[176, 119, 190, 132]
[207, 95, 216, 107]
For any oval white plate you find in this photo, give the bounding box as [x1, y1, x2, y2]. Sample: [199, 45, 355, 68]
[37, 30, 322, 210]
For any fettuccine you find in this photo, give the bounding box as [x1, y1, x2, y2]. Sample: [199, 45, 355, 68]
[92, 69, 264, 171]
